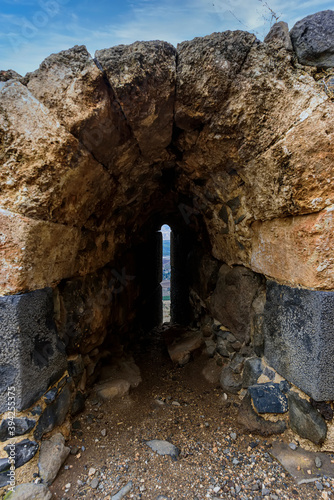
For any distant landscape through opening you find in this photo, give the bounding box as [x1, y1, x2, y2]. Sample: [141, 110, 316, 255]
[161, 224, 171, 323]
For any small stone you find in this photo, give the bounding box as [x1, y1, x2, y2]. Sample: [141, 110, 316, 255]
[88, 467, 96, 476]
[90, 477, 100, 489]
[232, 458, 239, 465]
[38, 433, 70, 485]
[7, 483, 52, 499]
[315, 481, 324, 491]
[315, 456, 322, 468]
[101, 429, 107, 437]
[145, 440, 180, 459]
[262, 487, 271, 496]
[70, 446, 80, 455]
[172, 401, 181, 406]
[289, 442, 297, 450]
[230, 432, 237, 440]
[248, 383, 288, 414]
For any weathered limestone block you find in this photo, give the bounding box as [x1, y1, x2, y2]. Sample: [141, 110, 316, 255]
[209, 265, 262, 343]
[0, 209, 80, 294]
[0, 288, 67, 413]
[290, 10, 334, 68]
[95, 41, 176, 161]
[176, 31, 256, 132]
[264, 21, 293, 51]
[244, 101, 334, 221]
[0, 80, 113, 227]
[0, 209, 120, 294]
[251, 207, 334, 289]
[264, 281, 334, 401]
[27, 45, 139, 174]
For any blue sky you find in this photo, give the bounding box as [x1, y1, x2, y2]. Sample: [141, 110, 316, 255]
[0, 0, 333, 75]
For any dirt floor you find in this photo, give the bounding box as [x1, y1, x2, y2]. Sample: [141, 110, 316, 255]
[49, 327, 334, 500]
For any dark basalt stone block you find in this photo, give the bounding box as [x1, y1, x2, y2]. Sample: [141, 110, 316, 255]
[34, 384, 72, 440]
[0, 417, 36, 442]
[242, 357, 263, 388]
[5, 439, 39, 468]
[0, 458, 9, 473]
[288, 391, 327, 445]
[290, 10, 334, 68]
[0, 472, 9, 488]
[0, 288, 67, 413]
[248, 383, 288, 414]
[264, 281, 334, 401]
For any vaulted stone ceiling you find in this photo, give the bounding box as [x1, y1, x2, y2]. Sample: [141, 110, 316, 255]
[1, 27, 334, 295]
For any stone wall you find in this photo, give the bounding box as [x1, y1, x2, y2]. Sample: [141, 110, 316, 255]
[1, 9, 334, 494]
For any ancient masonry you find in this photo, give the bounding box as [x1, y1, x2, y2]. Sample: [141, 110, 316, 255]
[1, 9, 334, 492]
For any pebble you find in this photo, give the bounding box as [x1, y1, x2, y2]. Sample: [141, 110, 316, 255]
[315, 481, 324, 491]
[172, 401, 181, 406]
[230, 432, 237, 440]
[288, 443, 297, 450]
[90, 477, 100, 489]
[65, 483, 71, 489]
[232, 458, 240, 465]
[315, 456, 323, 468]
[88, 467, 96, 476]
[101, 429, 107, 437]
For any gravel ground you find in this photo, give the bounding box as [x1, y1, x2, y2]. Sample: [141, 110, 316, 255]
[50, 327, 334, 500]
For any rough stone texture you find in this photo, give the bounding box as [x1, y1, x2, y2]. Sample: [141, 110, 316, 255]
[242, 357, 263, 388]
[167, 331, 204, 366]
[219, 365, 242, 394]
[95, 379, 131, 400]
[0, 418, 36, 442]
[0, 288, 67, 413]
[95, 41, 176, 162]
[0, 70, 22, 82]
[0, 81, 113, 227]
[248, 383, 288, 414]
[251, 208, 334, 289]
[310, 399, 334, 421]
[237, 393, 286, 436]
[4, 439, 39, 468]
[264, 22, 293, 51]
[289, 391, 327, 445]
[210, 265, 262, 343]
[264, 281, 334, 401]
[4, 483, 52, 499]
[27, 45, 139, 175]
[38, 432, 70, 484]
[34, 383, 72, 440]
[290, 10, 334, 68]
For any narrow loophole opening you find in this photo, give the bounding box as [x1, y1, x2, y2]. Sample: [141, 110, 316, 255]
[160, 224, 171, 323]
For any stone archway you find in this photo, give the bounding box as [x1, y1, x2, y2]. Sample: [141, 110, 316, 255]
[1, 20, 334, 491]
